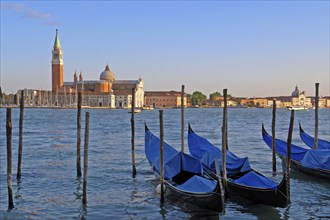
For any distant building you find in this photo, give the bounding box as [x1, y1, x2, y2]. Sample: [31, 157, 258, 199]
[113, 79, 144, 108]
[50, 29, 144, 108]
[266, 86, 312, 108]
[291, 86, 312, 108]
[145, 91, 187, 108]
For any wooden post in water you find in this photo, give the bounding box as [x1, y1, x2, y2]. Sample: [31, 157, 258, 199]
[214, 157, 225, 209]
[271, 99, 277, 174]
[286, 109, 294, 202]
[314, 83, 319, 150]
[222, 89, 228, 191]
[181, 85, 185, 152]
[131, 88, 137, 177]
[159, 110, 165, 205]
[82, 112, 90, 205]
[77, 91, 82, 177]
[6, 108, 14, 210]
[223, 89, 228, 151]
[17, 90, 24, 180]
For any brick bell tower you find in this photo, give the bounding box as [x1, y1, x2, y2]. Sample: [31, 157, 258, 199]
[51, 29, 63, 92]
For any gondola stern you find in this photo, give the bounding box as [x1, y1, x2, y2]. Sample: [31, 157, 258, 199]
[145, 122, 149, 132]
[261, 123, 266, 134]
[299, 122, 303, 133]
[188, 123, 194, 133]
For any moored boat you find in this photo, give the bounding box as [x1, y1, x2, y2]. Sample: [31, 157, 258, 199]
[145, 125, 224, 212]
[188, 124, 290, 208]
[299, 123, 330, 150]
[262, 124, 330, 179]
[287, 106, 308, 111]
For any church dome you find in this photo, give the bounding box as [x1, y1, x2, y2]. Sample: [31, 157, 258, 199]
[291, 85, 300, 97]
[99, 64, 115, 82]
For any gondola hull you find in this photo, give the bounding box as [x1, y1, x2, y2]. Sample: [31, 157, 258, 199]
[161, 175, 223, 212]
[278, 155, 330, 180]
[206, 169, 288, 208]
[263, 125, 330, 180]
[188, 125, 289, 208]
[151, 166, 224, 212]
[227, 178, 288, 208]
[145, 125, 225, 212]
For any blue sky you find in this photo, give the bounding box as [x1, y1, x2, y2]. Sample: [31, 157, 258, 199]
[1, 1, 329, 97]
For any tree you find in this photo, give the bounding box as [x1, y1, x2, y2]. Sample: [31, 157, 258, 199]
[209, 92, 221, 101]
[191, 91, 207, 106]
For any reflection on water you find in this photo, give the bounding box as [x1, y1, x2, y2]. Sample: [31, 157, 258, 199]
[0, 108, 329, 219]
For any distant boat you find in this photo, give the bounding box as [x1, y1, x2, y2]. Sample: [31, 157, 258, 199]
[128, 108, 141, 113]
[142, 105, 154, 110]
[287, 106, 308, 111]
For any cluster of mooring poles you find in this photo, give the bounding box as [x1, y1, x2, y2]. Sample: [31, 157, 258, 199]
[5, 90, 91, 211]
[268, 82, 320, 202]
[6, 90, 24, 210]
[5, 82, 320, 211]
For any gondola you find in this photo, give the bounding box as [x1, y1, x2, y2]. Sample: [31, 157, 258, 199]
[262, 124, 330, 179]
[145, 125, 224, 212]
[188, 124, 289, 208]
[299, 123, 330, 150]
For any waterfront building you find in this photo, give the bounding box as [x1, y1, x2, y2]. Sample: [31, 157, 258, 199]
[49, 29, 143, 108]
[144, 91, 186, 108]
[113, 79, 144, 108]
[291, 86, 312, 108]
[265, 86, 312, 108]
[267, 99, 282, 107]
[1, 30, 144, 108]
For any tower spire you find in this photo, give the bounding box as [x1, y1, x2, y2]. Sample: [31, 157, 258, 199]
[53, 29, 61, 50]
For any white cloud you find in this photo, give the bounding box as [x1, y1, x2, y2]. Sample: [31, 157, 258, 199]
[0, 3, 60, 26]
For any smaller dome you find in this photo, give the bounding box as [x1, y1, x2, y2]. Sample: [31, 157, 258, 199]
[100, 64, 115, 82]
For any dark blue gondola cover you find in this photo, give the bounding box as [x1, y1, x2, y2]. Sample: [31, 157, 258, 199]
[232, 171, 278, 189]
[188, 130, 252, 175]
[145, 128, 217, 192]
[299, 125, 330, 150]
[177, 175, 217, 193]
[262, 126, 330, 171]
[301, 150, 330, 170]
[262, 127, 308, 161]
[188, 126, 280, 189]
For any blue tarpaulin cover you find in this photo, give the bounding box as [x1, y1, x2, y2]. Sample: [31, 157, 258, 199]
[145, 126, 217, 194]
[299, 124, 330, 150]
[231, 171, 278, 189]
[177, 175, 217, 193]
[262, 126, 308, 161]
[188, 125, 281, 189]
[188, 129, 252, 175]
[301, 150, 330, 170]
[262, 125, 330, 172]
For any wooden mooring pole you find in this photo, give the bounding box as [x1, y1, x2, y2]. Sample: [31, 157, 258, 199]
[286, 109, 294, 203]
[82, 112, 90, 205]
[181, 85, 185, 152]
[17, 90, 24, 180]
[314, 83, 319, 150]
[222, 89, 228, 192]
[131, 88, 137, 177]
[223, 89, 228, 151]
[77, 91, 82, 177]
[6, 108, 14, 210]
[159, 110, 165, 205]
[271, 99, 276, 174]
